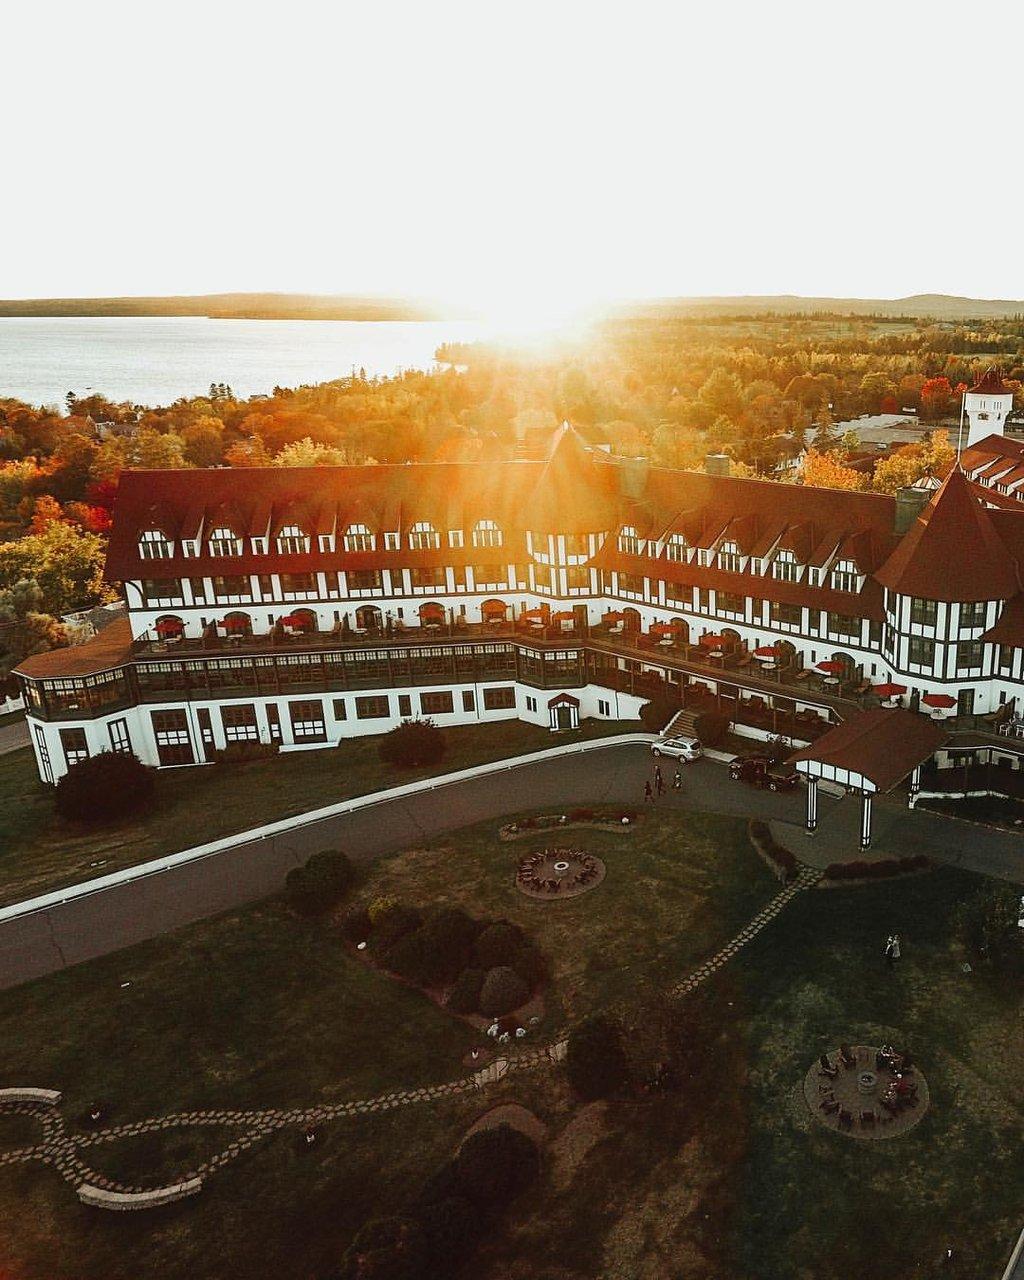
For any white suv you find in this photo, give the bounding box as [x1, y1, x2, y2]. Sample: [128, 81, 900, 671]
[651, 735, 702, 762]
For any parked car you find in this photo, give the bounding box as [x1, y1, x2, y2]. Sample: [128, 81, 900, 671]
[651, 734, 702, 762]
[728, 754, 799, 791]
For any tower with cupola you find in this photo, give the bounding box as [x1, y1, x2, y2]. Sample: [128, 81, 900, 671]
[964, 368, 1013, 448]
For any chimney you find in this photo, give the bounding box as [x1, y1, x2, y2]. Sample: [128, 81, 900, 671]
[704, 453, 731, 478]
[620, 456, 649, 499]
[894, 485, 930, 534]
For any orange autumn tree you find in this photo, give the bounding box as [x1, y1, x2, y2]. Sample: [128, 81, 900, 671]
[800, 449, 867, 491]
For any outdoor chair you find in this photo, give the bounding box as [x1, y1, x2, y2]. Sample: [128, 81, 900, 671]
[838, 1109, 853, 1130]
[860, 1110, 875, 1125]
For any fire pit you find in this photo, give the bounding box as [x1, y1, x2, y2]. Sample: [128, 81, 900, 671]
[515, 847, 606, 900]
[552, 861, 570, 875]
[858, 1070, 878, 1095]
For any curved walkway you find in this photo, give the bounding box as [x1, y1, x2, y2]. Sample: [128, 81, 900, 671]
[0, 866, 820, 1208]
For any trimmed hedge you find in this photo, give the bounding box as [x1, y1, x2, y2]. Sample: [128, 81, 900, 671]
[54, 751, 155, 824]
[478, 966, 530, 1017]
[208, 741, 279, 765]
[284, 849, 356, 916]
[823, 854, 931, 880]
[473, 921, 523, 969]
[378, 718, 446, 768]
[444, 967, 485, 1015]
[748, 820, 798, 880]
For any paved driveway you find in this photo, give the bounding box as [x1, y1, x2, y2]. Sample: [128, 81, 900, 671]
[0, 743, 1019, 992]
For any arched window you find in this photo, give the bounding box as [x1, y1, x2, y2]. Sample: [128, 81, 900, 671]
[772, 549, 799, 582]
[717, 540, 741, 573]
[277, 524, 309, 555]
[138, 529, 173, 560]
[221, 610, 252, 636]
[344, 523, 375, 552]
[154, 614, 184, 641]
[408, 521, 439, 551]
[472, 519, 503, 549]
[618, 526, 641, 555]
[665, 534, 688, 563]
[208, 526, 242, 557]
[830, 559, 859, 592]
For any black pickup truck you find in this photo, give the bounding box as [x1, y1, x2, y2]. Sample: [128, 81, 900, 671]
[728, 754, 800, 792]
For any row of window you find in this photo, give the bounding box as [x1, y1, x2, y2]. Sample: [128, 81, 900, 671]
[139, 520, 506, 561]
[905, 598, 987, 629]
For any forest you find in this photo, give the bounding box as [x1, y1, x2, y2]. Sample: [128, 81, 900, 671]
[3, 312, 1023, 686]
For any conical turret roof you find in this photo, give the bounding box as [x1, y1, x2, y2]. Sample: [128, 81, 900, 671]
[875, 467, 1020, 602]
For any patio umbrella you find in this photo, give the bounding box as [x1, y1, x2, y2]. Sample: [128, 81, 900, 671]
[873, 682, 907, 698]
[552, 611, 576, 622]
[155, 618, 182, 636]
[699, 633, 725, 647]
[753, 645, 776, 657]
[650, 622, 676, 636]
[922, 693, 956, 709]
[281, 613, 306, 627]
[223, 615, 249, 632]
[603, 610, 626, 623]
[816, 660, 845, 674]
[522, 607, 549, 622]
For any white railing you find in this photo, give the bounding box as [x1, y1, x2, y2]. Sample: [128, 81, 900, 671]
[0, 733, 658, 924]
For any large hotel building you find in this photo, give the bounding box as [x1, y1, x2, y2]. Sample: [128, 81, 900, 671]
[15, 375, 1024, 792]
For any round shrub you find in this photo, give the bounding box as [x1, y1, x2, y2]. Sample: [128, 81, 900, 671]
[694, 709, 730, 748]
[473, 921, 523, 969]
[305, 849, 356, 896]
[378, 718, 446, 769]
[445, 967, 485, 1015]
[450, 1124, 540, 1209]
[566, 1014, 629, 1100]
[284, 849, 356, 916]
[54, 751, 155, 824]
[478, 966, 529, 1018]
[384, 928, 452, 988]
[510, 940, 549, 990]
[340, 905, 373, 945]
[418, 907, 479, 983]
[371, 904, 423, 952]
[639, 695, 677, 734]
[336, 1214, 428, 1280]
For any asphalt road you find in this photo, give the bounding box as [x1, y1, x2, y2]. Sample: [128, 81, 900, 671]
[0, 743, 1020, 992]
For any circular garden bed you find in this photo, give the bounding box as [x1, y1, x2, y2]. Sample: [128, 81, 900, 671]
[516, 847, 605, 899]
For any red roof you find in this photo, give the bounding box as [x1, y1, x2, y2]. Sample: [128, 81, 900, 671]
[969, 368, 1010, 396]
[875, 468, 1020, 602]
[788, 708, 947, 793]
[15, 617, 133, 679]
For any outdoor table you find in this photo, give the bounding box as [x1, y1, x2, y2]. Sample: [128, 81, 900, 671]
[881, 697, 898, 708]
[709, 649, 724, 660]
[823, 676, 839, 685]
[760, 660, 777, 671]
[658, 637, 674, 647]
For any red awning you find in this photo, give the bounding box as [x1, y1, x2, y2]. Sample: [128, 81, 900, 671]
[817, 660, 845, 673]
[922, 693, 957, 709]
[873, 682, 907, 697]
[419, 602, 445, 618]
[481, 600, 506, 617]
[603, 611, 626, 623]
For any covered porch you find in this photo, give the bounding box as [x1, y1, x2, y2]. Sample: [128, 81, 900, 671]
[788, 709, 948, 850]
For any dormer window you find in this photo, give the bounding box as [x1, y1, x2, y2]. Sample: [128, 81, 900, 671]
[717, 540, 741, 573]
[618, 526, 641, 556]
[472, 519, 503, 549]
[344, 523, 374, 552]
[208, 526, 242, 557]
[665, 534, 688, 563]
[448, 529, 464, 549]
[383, 532, 400, 551]
[277, 524, 310, 555]
[408, 521, 439, 551]
[830, 559, 859, 593]
[139, 529, 173, 560]
[772, 549, 799, 582]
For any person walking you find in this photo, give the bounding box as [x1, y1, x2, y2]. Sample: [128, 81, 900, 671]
[891, 933, 901, 966]
[884, 934, 895, 969]
[644, 779, 654, 803]
[655, 771, 665, 796]
[673, 769, 682, 790]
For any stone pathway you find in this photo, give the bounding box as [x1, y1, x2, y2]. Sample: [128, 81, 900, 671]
[0, 867, 820, 1207]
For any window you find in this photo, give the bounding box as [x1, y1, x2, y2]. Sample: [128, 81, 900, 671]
[59, 727, 89, 768]
[289, 699, 326, 741]
[473, 565, 507, 589]
[619, 572, 644, 596]
[999, 644, 1014, 671]
[108, 718, 131, 754]
[472, 519, 503, 549]
[598, 698, 610, 716]
[356, 695, 391, 719]
[411, 566, 446, 589]
[281, 572, 317, 597]
[717, 541, 741, 572]
[827, 613, 860, 639]
[267, 703, 282, 743]
[718, 591, 744, 615]
[908, 636, 935, 667]
[344, 523, 374, 552]
[347, 569, 382, 593]
[196, 707, 214, 748]
[213, 574, 252, 601]
[189, 575, 207, 604]
[566, 566, 590, 591]
[772, 549, 799, 581]
[408, 522, 439, 550]
[139, 529, 173, 559]
[142, 579, 183, 606]
[383, 532, 400, 550]
[398, 694, 412, 717]
[208, 526, 242, 557]
[34, 725, 52, 784]
[770, 601, 802, 627]
[277, 524, 310, 555]
[221, 703, 259, 742]
[448, 529, 464, 548]
[332, 698, 347, 719]
[564, 533, 589, 557]
[421, 690, 454, 715]
[956, 640, 983, 671]
[697, 587, 711, 610]
[526, 696, 538, 713]
[462, 690, 475, 712]
[960, 601, 986, 629]
[830, 559, 859, 593]
[483, 686, 515, 710]
[910, 598, 937, 628]
[618, 526, 641, 556]
[150, 709, 194, 765]
[665, 534, 687, 563]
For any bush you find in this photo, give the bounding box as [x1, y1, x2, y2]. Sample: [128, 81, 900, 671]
[379, 718, 446, 769]
[639, 696, 677, 734]
[340, 906, 373, 945]
[384, 928, 450, 987]
[566, 1014, 629, 1100]
[418, 907, 479, 983]
[694, 709, 730, 748]
[478, 966, 530, 1017]
[371, 904, 423, 952]
[474, 921, 523, 969]
[445, 967, 485, 1015]
[54, 751, 155, 823]
[449, 1124, 540, 1210]
[335, 1214, 428, 1280]
[954, 883, 1024, 971]
[368, 895, 398, 925]
[510, 939, 549, 990]
[208, 741, 279, 764]
[284, 849, 356, 916]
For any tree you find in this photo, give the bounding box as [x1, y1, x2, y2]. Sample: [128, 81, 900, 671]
[640, 694, 678, 734]
[54, 752, 156, 823]
[273, 437, 348, 467]
[335, 1215, 428, 1280]
[284, 849, 356, 915]
[954, 883, 1023, 973]
[920, 376, 954, 421]
[478, 966, 530, 1017]
[0, 520, 110, 615]
[0, 579, 67, 679]
[379, 719, 446, 768]
[800, 449, 867, 492]
[811, 405, 838, 452]
[697, 369, 744, 422]
[566, 1014, 629, 1100]
[448, 1124, 540, 1210]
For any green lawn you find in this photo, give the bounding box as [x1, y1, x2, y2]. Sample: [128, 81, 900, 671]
[0, 717, 634, 906]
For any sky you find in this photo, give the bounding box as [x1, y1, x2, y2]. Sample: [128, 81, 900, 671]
[5, 0, 1023, 320]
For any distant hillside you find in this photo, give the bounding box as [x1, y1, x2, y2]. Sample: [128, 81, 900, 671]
[0, 293, 455, 321]
[612, 294, 1024, 320]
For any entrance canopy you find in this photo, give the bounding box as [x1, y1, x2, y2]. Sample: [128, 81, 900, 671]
[788, 708, 947, 795]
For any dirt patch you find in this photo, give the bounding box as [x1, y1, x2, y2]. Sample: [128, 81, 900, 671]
[548, 1101, 608, 1191]
[462, 1103, 548, 1150]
